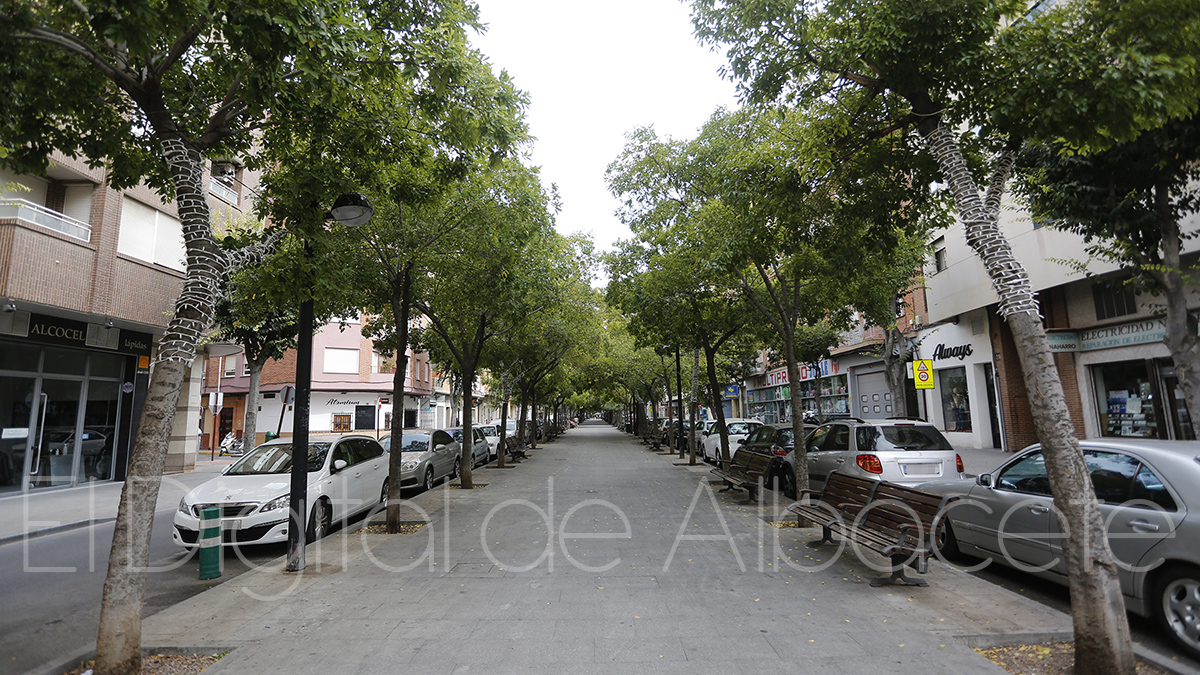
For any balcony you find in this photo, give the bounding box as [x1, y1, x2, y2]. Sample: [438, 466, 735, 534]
[208, 177, 239, 204]
[0, 198, 91, 242]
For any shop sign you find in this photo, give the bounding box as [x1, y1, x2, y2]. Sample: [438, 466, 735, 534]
[1046, 331, 1079, 353]
[22, 312, 153, 355]
[755, 359, 838, 390]
[1078, 319, 1166, 351]
[1047, 319, 1168, 353]
[931, 343, 974, 361]
[722, 385, 740, 400]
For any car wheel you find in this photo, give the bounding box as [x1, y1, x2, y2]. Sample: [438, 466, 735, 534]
[780, 470, 797, 500]
[935, 520, 960, 559]
[423, 466, 436, 492]
[1155, 564, 1200, 659]
[379, 479, 389, 509]
[453, 457, 462, 479]
[307, 499, 330, 542]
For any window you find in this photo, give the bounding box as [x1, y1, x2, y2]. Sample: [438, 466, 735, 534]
[223, 356, 236, 378]
[1092, 283, 1138, 321]
[242, 360, 250, 377]
[373, 351, 395, 374]
[117, 197, 184, 271]
[931, 237, 947, 273]
[997, 451, 1051, 495]
[1094, 361, 1158, 438]
[383, 412, 392, 431]
[332, 414, 352, 432]
[1130, 464, 1177, 511]
[1084, 451, 1138, 504]
[324, 347, 360, 374]
[939, 367, 972, 432]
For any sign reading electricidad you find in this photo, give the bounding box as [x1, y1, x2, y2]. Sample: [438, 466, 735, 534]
[912, 359, 935, 389]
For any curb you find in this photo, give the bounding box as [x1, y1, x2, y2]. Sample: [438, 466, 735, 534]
[19, 644, 235, 675]
[0, 517, 116, 547]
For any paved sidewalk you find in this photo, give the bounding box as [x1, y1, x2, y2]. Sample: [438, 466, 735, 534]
[125, 421, 1072, 675]
[0, 459, 232, 544]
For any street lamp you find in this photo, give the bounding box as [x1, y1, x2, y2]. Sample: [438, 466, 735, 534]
[286, 192, 374, 573]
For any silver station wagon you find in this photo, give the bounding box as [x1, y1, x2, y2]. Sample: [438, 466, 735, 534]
[920, 439, 1200, 659]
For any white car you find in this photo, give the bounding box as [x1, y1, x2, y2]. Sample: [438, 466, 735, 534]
[700, 418, 763, 463]
[172, 434, 389, 547]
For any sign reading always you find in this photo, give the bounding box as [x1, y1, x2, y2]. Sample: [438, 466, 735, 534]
[912, 359, 934, 389]
[931, 343, 974, 361]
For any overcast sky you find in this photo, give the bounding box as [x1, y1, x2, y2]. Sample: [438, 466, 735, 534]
[471, 0, 740, 254]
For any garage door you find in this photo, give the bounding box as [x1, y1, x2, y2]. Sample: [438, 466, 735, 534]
[855, 372, 892, 419]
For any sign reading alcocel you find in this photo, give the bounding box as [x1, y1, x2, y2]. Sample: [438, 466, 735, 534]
[22, 313, 153, 356]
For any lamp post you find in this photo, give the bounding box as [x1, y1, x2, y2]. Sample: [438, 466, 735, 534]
[286, 192, 374, 573]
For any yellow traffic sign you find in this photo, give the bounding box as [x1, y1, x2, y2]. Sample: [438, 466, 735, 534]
[913, 359, 934, 389]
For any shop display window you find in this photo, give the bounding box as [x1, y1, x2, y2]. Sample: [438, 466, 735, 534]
[939, 367, 972, 432]
[1094, 361, 1158, 438]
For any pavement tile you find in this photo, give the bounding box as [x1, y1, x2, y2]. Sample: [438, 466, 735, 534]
[595, 637, 687, 663]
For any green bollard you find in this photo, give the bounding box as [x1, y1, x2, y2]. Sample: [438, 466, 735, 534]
[198, 506, 223, 580]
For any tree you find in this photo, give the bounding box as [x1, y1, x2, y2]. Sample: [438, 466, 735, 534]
[691, 0, 1198, 670]
[414, 160, 556, 489]
[210, 222, 302, 451]
[1017, 116, 1200, 437]
[0, 2, 469, 671]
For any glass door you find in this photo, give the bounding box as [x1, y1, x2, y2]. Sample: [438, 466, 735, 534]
[0, 376, 38, 495]
[29, 378, 85, 489]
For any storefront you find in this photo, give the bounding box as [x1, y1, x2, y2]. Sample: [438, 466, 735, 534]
[747, 359, 848, 423]
[1054, 317, 1195, 441]
[0, 311, 153, 494]
[915, 313, 1003, 449]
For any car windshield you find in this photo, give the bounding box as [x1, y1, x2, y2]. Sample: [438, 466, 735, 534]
[858, 425, 953, 452]
[226, 442, 331, 475]
[480, 426, 497, 437]
[728, 422, 756, 435]
[394, 434, 432, 453]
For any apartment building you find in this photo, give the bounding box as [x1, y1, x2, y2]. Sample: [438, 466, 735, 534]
[0, 152, 255, 494]
[920, 206, 1199, 450]
[200, 315, 439, 449]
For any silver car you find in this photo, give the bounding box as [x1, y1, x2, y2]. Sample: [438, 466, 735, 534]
[700, 418, 763, 463]
[804, 419, 965, 488]
[920, 439, 1200, 659]
[382, 429, 460, 492]
[448, 427, 490, 468]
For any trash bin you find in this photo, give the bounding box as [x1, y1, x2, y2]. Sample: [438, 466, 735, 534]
[263, 432, 278, 442]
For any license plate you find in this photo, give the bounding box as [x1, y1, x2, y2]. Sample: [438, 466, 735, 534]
[901, 464, 938, 475]
[221, 519, 241, 530]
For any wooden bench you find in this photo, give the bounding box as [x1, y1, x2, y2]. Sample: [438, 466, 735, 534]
[788, 472, 955, 587]
[711, 450, 774, 502]
[504, 437, 527, 461]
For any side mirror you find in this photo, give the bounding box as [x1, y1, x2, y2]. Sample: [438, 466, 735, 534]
[333, 458, 348, 472]
[737, 438, 745, 445]
[977, 473, 993, 488]
[434, 444, 447, 453]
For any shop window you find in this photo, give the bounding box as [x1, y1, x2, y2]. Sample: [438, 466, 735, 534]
[332, 414, 352, 432]
[1092, 283, 1138, 321]
[1094, 361, 1158, 438]
[939, 367, 972, 432]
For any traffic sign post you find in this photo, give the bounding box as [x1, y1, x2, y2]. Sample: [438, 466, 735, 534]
[913, 359, 934, 390]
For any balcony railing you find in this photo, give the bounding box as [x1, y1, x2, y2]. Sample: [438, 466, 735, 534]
[208, 177, 239, 203]
[0, 198, 91, 242]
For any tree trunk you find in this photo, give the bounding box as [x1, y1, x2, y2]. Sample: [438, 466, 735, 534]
[497, 370, 510, 467]
[663, 363, 675, 453]
[386, 264, 413, 533]
[881, 324, 910, 419]
[703, 344, 731, 465]
[96, 138, 224, 675]
[782, 332, 809, 499]
[517, 388, 529, 452]
[922, 123, 1134, 675]
[244, 359, 262, 448]
[460, 364, 475, 489]
[1155, 187, 1200, 438]
[688, 348, 699, 465]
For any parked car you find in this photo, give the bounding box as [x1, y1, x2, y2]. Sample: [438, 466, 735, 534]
[383, 429, 461, 491]
[447, 426, 490, 467]
[919, 439, 1200, 659]
[700, 418, 763, 463]
[797, 418, 964, 493]
[173, 434, 388, 547]
[478, 423, 501, 459]
[738, 422, 818, 497]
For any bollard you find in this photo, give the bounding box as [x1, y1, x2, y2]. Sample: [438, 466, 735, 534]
[198, 506, 223, 580]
